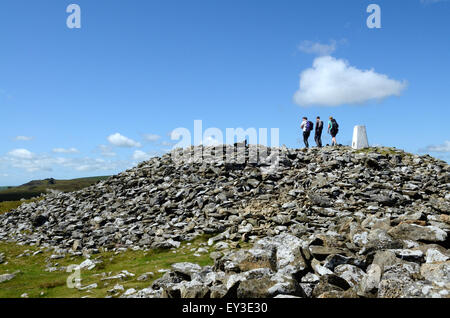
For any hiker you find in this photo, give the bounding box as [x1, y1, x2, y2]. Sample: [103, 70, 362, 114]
[328, 116, 339, 146]
[315, 116, 323, 147]
[300, 117, 313, 148]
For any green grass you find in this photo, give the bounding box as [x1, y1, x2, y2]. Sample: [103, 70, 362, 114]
[0, 176, 110, 202]
[0, 198, 43, 215]
[0, 235, 218, 298]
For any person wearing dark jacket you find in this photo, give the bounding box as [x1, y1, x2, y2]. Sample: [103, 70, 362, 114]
[315, 116, 323, 147]
[328, 116, 339, 146]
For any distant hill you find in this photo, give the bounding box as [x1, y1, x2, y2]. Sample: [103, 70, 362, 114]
[0, 176, 110, 202]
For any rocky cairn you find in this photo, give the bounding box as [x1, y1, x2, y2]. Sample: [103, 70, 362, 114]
[0, 144, 449, 298]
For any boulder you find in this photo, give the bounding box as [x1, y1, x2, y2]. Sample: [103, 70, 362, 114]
[388, 224, 447, 242]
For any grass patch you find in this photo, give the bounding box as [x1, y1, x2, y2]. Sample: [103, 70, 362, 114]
[0, 234, 221, 298]
[0, 198, 43, 215]
[38, 280, 67, 289]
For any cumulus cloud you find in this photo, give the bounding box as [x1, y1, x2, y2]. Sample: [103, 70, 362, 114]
[107, 133, 141, 148]
[97, 145, 117, 157]
[52, 147, 79, 154]
[160, 140, 175, 147]
[14, 136, 33, 141]
[2, 150, 128, 173]
[7, 149, 34, 159]
[298, 40, 337, 56]
[132, 150, 152, 161]
[293, 56, 407, 107]
[143, 134, 161, 142]
[203, 136, 221, 146]
[420, 141, 450, 153]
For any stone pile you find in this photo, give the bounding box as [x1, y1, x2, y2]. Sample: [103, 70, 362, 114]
[0, 144, 449, 298]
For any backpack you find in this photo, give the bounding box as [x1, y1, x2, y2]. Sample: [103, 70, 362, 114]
[331, 119, 339, 133]
[306, 121, 313, 132]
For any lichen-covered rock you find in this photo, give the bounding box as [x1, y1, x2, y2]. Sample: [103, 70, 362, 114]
[236, 275, 303, 298]
[312, 274, 351, 297]
[171, 262, 202, 278]
[420, 261, 450, 286]
[334, 264, 365, 288]
[357, 264, 382, 297]
[388, 224, 447, 242]
[253, 233, 307, 275]
[215, 247, 277, 273]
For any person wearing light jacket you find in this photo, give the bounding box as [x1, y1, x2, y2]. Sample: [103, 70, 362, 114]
[300, 117, 311, 148]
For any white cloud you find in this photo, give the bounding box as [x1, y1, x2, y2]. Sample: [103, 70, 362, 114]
[293, 56, 407, 107]
[203, 136, 221, 146]
[7, 149, 34, 159]
[298, 40, 337, 56]
[97, 145, 117, 157]
[143, 134, 161, 142]
[14, 136, 33, 141]
[132, 150, 152, 161]
[107, 133, 141, 148]
[2, 150, 128, 173]
[52, 147, 79, 154]
[421, 141, 450, 153]
[160, 140, 175, 146]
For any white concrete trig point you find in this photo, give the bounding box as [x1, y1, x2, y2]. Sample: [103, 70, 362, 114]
[352, 125, 369, 149]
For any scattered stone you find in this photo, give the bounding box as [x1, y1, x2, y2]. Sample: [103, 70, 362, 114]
[334, 264, 365, 288]
[388, 224, 447, 242]
[137, 272, 154, 281]
[123, 288, 136, 296]
[357, 264, 381, 297]
[77, 259, 96, 270]
[77, 283, 98, 291]
[425, 248, 449, 264]
[0, 272, 16, 283]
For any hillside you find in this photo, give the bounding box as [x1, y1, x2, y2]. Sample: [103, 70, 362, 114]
[0, 176, 110, 202]
[0, 145, 448, 298]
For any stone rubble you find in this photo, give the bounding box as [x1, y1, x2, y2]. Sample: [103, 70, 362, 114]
[0, 145, 448, 298]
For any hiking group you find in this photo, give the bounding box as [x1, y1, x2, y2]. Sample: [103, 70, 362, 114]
[300, 116, 339, 148]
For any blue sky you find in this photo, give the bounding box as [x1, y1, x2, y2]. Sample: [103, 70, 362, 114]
[1, 0, 449, 185]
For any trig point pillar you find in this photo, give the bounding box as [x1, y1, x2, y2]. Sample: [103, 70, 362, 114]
[352, 125, 369, 149]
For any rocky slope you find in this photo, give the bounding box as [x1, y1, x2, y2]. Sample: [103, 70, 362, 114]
[0, 145, 449, 298]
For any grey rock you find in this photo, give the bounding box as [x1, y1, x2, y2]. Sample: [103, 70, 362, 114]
[420, 261, 450, 285]
[216, 248, 277, 273]
[171, 262, 202, 278]
[334, 264, 365, 288]
[357, 264, 381, 296]
[0, 272, 16, 283]
[425, 248, 449, 263]
[388, 224, 447, 242]
[254, 233, 307, 275]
